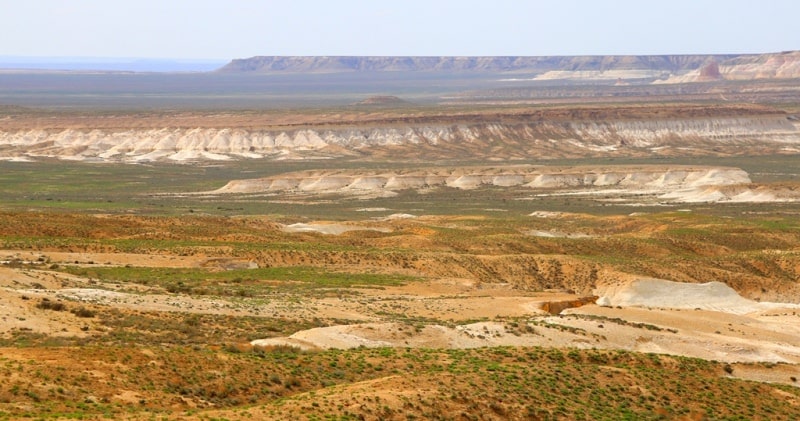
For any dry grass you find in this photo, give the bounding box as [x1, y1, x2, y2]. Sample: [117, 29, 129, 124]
[1, 204, 800, 419]
[0, 346, 798, 420]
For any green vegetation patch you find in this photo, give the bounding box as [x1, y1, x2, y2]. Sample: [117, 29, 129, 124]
[57, 265, 416, 295]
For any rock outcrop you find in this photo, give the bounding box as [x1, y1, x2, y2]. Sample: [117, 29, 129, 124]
[721, 50, 800, 80]
[1, 114, 797, 163]
[211, 165, 752, 198]
[212, 164, 800, 203]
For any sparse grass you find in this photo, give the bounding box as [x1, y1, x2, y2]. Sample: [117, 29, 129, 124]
[3, 207, 800, 296]
[54, 265, 416, 298]
[0, 346, 798, 420]
[1, 150, 800, 420]
[1, 154, 799, 218]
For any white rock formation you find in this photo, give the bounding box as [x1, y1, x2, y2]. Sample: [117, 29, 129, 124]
[211, 165, 760, 202]
[0, 116, 796, 162]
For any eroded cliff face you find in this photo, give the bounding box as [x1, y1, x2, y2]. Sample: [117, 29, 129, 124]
[212, 165, 758, 202]
[212, 164, 800, 204]
[1, 115, 797, 163]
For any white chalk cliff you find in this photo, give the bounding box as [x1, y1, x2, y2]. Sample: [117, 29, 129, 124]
[0, 115, 797, 163]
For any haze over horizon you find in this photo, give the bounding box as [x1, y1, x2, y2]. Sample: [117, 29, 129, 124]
[1, 0, 798, 71]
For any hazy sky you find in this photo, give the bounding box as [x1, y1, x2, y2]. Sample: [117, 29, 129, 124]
[2, 0, 798, 60]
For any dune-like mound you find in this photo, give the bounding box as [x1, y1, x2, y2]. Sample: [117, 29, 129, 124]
[597, 278, 800, 315]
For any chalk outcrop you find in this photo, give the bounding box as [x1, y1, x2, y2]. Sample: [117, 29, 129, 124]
[211, 165, 754, 200]
[0, 115, 797, 163]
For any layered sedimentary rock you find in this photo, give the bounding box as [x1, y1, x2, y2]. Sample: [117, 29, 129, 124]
[212, 165, 751, 196]
[1, 115, 797, 162]
[213, 164, 800, 203]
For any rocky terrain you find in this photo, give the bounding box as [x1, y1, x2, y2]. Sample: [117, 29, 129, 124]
[0, 105, 797, 162]
[211, 164, 796, 205]
[2, 208, 800, 421]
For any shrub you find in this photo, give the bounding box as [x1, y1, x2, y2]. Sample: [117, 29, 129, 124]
[36, 298, 66, 311]
[71, 307, 95, 318]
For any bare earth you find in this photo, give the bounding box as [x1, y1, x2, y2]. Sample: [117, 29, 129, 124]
[4, 248, 800, 379]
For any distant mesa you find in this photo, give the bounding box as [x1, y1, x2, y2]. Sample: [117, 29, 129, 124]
[217, 52, 800, 83]
[217, 55, 737, 75]
[353, 95, 409, 106]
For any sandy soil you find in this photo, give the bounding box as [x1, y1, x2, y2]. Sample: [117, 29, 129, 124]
[5, 249, 799, 370]
[281, 223, 392, 235]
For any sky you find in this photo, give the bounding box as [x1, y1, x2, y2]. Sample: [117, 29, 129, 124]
[1, 0, 798, 61]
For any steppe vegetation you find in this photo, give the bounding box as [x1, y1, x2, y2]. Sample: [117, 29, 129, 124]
[2, 180, 800, 418]
[1, 73, 800, 417]
[3, 345, 800, 420]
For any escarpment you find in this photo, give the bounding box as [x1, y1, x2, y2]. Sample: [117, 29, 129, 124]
[0, 113, 797, 163]
[212, 165, 751, 196]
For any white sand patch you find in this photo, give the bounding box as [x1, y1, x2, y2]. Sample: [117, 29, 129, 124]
[446, 175, 483, 189]
[59, 155, 90, 162]
[533, 69, 667, 81]
[660, 186, 798, 203]
[661, 187, 728, 203]
[529, 211, 567, 218]
[168, 150, 232, 162]
[252, 322, 540, 350]
[232, 151, 264, 159]
[527, 230, 591, 238]
[597, 278, 800, 315]
[346, 177, 388, 191]
[287, 324, 395, 349]
[382, 213, 417, 220]
[55, 288, 129, 301]
[0, 156, 33, 162]
[282, 223, 391, 235]
[250, 337, 321, 351]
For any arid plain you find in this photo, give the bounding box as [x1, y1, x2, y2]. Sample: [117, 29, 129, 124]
[2, 52, 800, 420]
